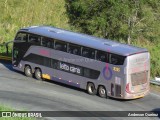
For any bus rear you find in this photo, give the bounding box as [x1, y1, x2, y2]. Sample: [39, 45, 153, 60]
[125, 52, 150, 99]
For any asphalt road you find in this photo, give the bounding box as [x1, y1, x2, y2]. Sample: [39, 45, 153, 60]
[0, 61, 160, 120]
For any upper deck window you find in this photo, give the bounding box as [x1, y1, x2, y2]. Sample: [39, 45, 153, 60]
[109, 54, 125, 65]
[96, 51, 108, 62]
[55, 41, 67, 52]
[15, 32, 27, 42]
[68, 43, 81, 55]
[82, 47, 95, 59]
[28, 34, 41, 45]
[42, 37, 53, 48]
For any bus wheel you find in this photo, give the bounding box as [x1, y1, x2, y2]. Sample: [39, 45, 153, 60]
[24, 66, 32, 77]
[87, 83, 97, 95]
[98, 86, 107, 98]
[35, 68, 42, 80]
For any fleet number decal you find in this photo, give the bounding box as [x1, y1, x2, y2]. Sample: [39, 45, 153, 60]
[113, 67, 120, 72]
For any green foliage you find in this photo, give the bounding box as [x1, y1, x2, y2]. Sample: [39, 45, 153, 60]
[0, 0, 70, 44]
[66, 0, 160, 43]
[149, 44, 160, 77]
[133, 38, 160, 77]
[0, 42, 13, 56]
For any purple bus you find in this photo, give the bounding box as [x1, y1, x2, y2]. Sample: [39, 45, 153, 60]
[12, 26, 150, 99]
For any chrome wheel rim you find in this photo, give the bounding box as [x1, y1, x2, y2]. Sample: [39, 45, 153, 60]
[27, 68, 31, 75]
[100, 88, 105, 95]
[88, 86, 94, 93]
[37, 71, 41, 78]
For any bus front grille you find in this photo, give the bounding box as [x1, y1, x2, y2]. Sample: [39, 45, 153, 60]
[131, 71, 148, 86]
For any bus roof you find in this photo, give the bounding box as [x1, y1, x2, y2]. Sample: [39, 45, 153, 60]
[19, 26, 148, 56]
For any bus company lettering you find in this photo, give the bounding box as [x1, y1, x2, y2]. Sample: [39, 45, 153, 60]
[39, 49, 49, 56]
[60, 62, 80, 74]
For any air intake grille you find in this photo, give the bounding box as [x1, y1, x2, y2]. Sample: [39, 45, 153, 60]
[131, 71, 148, 86]
[115, 85, 121, 97]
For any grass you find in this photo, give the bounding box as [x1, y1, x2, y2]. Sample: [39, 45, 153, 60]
[0, 0, 70, 44]
[0, 42, 12, 57]
[0, 105, 36, 120]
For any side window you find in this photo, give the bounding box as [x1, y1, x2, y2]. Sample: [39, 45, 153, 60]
[15, 33, 27, 42]
[89, 69, 100, 79]
[83, 68, 90, 78]
[82, 47, 95, 59]
[43, 57, 51, 67]
[28, 34, 41, 45]
[96, 51, 108, 62]
[24, 54, 43, 64]
[24, 54, 51, 67]
[109, 54, 125, 65]
[83, 68, 100, 79]
[68, 43, 81, 55]
[42, 37, 53, 48]
[55, 41, 67, 52]
[52, 59, 59, 69]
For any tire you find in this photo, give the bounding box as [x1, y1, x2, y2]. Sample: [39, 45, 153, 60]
[35, 68, 42, 80]
[98, 86, 107, 98]
[87, 83, 97, 95]
[24, 66, 32, 77]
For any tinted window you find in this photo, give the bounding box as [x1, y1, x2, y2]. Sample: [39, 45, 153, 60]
[55, 41, 67, 52]
[15, 33, 27, 42]
[82, 47, 95, 59]
[24, 53, 100, 79]
[68, 43, 81, 55]
[84, 68, 100, 79]
[28, 34, 41, 45]
[109, 54, 125, 65]
[96, 51, 108, 62]
[43, 57, 51, 67]
[52, 59, 59, 69]
[24, 54, 42, 65]
[42, 37, 53, 48]
[84, 68, 90, 78]
[89, 69, 100, 79]
[24, 54, 51, 67]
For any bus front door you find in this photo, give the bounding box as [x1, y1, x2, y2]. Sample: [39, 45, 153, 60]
[13, 47, 21, 67]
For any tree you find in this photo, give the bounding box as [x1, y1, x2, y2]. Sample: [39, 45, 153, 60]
[66, 0, 160, 44]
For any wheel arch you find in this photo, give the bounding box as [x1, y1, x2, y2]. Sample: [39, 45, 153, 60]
[86, 81, 99, 90]
[24, 64, 32, 71]
[34, 67, 42, 72]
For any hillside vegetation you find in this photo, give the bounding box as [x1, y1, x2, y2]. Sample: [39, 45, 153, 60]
[0, 0, 70, 43]
[0, 0, 160, 77]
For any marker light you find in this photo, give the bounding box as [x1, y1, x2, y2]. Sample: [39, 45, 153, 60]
[126, 83, 131, 94]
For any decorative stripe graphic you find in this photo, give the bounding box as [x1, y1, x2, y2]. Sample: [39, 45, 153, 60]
[103, 67, 112, 80]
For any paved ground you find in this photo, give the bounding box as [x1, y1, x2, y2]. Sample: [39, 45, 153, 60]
[0, 61, 159, 120]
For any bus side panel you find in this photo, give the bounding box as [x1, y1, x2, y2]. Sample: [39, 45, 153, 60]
[14, 45, 128, 99]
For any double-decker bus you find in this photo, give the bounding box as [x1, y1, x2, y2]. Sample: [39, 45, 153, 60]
[12, 26, 150, 99]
